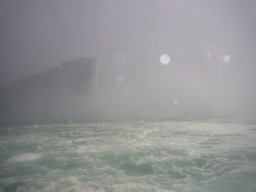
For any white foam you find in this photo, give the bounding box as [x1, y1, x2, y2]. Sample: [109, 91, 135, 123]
[1, 118, 256, 192]
[7, 153, 41, 163]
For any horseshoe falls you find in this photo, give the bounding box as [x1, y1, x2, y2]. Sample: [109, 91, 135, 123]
[1, 0, 256, 191]
[1, 46, 256, 192]
[1, 118, 256, 192]
[0, 45, 256, 192]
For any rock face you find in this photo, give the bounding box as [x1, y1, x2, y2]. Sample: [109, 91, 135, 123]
[2, 44, 248, 121]
[0, 57, 96, 121]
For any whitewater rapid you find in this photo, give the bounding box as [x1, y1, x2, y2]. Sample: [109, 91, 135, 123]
[0, 117, 256, 191]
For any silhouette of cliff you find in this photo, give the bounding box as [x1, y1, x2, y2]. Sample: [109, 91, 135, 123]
[0, 57, 96, 121]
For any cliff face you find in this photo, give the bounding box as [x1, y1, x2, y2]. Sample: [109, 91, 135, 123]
[0, 57, 96, 121]
[2, 44, 252, 121]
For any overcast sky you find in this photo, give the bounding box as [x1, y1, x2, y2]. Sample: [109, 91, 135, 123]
[1, 0, 256, 84]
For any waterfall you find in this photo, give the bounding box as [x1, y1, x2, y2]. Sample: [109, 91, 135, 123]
[90, 53, 135, 93]
[87, 46, 234, 117]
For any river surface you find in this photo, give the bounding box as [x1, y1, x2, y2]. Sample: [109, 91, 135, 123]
[1, 117, 256, 192]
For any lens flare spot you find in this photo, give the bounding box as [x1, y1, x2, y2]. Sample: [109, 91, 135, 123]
[223, 55, 230, 62]
[160, 54, 170, 65]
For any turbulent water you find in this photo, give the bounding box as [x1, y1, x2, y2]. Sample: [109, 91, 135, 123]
[1, 117, 256, 192]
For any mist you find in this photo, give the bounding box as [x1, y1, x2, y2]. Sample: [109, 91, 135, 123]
[1, 1, 256, 120]
[66, 46, 256, 120]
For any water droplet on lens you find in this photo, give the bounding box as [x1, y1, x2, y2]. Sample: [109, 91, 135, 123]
[223, 55, 230, 62]
[160, 54, 170, 65]
[117, 76, 123, 82]
[173, 99, 178, 105]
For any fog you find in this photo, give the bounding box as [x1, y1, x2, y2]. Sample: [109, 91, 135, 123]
[1, 1, 256, 120]
[62, 46, 255, 120]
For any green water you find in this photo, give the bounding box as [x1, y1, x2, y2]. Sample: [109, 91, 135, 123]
[0, 118, 256, 191]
